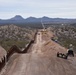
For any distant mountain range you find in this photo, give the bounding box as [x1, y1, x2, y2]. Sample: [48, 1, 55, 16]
[0, 15, 76, 25]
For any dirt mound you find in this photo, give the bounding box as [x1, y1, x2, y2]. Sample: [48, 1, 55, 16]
[1, 53, 76, 75]
[0, 30, 76, 75]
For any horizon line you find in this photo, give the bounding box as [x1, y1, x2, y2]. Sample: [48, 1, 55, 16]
[0, 15, 76, 20]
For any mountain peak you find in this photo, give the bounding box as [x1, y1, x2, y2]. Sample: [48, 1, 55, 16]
[10, 15, 24, 20]
[42, 16, 50, 19]
[26, 16, 37, 19]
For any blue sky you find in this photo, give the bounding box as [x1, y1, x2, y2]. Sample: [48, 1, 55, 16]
[0, 0, 76, 19]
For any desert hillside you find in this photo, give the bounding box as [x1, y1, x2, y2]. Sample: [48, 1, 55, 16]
[0, 25, 36, 50]
[0, 29, 76, 75]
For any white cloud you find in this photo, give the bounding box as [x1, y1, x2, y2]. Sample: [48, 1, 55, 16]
[0, 0, 76, 19]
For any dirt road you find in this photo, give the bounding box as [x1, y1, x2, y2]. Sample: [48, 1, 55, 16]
[0, 30, 76, 75]
[32, 31, 43, 54]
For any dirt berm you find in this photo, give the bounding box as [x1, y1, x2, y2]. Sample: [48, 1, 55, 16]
[0, 30, 76, 75]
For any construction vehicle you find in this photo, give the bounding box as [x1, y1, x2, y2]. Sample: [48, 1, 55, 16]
[67, 50, 74, 57]
[67, 44, 74, 57]
[57, 52, 68, 59]
[57, 50, 74, 59]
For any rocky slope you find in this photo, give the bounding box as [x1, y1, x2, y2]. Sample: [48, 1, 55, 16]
[0, 46, 6, 62]
[0, 24, 36, 51]
[49, 25, 76, 52]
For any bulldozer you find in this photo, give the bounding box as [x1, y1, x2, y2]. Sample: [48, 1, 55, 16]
[57, 50, 74, 59]
[57, 52, 68, 59]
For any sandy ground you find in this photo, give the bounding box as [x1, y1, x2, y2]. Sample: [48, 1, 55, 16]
[0, 30, 76, 75]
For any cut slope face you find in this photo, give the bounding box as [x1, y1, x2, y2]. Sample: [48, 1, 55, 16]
[0, 46, 6, 62]
[1, 29, 76, 75]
